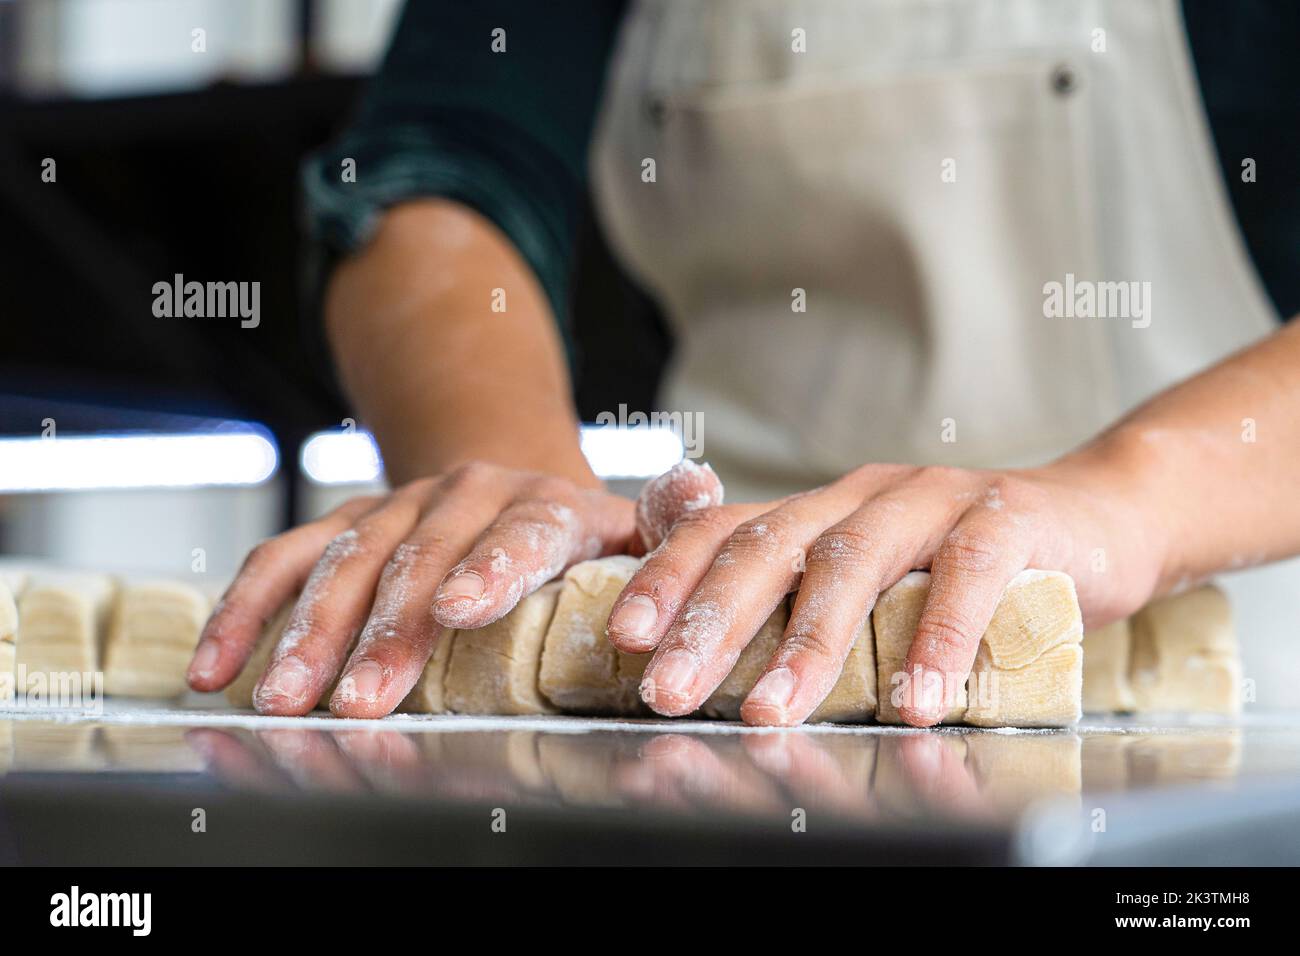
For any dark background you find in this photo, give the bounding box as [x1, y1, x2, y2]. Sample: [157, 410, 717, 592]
[0, 0, 670, 458]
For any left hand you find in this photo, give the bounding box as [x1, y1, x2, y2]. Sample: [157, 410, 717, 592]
[606, 451, 1167, 727]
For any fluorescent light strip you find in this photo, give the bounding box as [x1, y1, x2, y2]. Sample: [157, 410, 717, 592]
[0, 432, 279, 492]
[300, 426, 685, 485]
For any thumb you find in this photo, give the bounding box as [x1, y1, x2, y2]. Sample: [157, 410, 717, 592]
[635, 460, 725, 550]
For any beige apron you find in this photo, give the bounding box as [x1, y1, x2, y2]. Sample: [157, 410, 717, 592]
[590, 0, 1296, 704]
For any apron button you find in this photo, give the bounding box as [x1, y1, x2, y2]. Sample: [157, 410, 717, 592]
[1050, 64, 1079, 96]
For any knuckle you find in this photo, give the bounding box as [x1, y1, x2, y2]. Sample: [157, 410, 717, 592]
[913, 609, 979, 658]
[808, 525, 877, 568]
[910, 464, 965, 487]
[938, 528, 1004, 575]
[780, 628, 841, 666]
[521, 475, 577, 504]
[441, 459, 498, 493]
[241, 538, 284, 573]
[382, 540, 450, 581]
[672, 504, 731, 536]
[725, 512, 795, 560]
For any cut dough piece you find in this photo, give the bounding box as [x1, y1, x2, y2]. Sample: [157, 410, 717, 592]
[15, 572, 116, 692]
[396, 629, 455, 713]
[1082, 618, 1136, 713]
[1129, 585, 1241, 715]
[964, 571, 1083, 727]
[225, 597, 354, 711]
[444, 582, 561, 715]
[872, 572, 967, 724]
[224, 602, 293, 709]
[103, 579, 210, 698]
[811, 613, 878, 723]
[698, 601, 789, 720]
[696, 601, 877, 723]
[966, 642, 1082, 727]
[0, 577, 17, 703]
[538, 556, 646, 715]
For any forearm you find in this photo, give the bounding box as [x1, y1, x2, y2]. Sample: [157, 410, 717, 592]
[324, 199, 597, 488]
[1064, 317, 1300, 594]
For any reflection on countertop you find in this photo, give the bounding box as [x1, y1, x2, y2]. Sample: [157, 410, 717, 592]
[5, 712, 1299, 830]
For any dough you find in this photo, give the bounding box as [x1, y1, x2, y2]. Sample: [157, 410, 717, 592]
[12, 721, 103, 770]
[0, 577, 17, 703]
[964, 642, 1083, 727]
[697, 601, 789, 720]
[1081, 618, 1136, 713]
[15, 571, 116, 688]
[224, 601, 293, 709]
[225, 597, 353, 710]
[964, 570, 1082, 727]
[872, 572, 967, 724]
[693, 600, 877, 723]
[443, 582, 561, 715]
[103, 579, 210, 698]
[538, 556, 646, 715]
[1129, 585, 1241, 715]
[396, 629, 455, 713]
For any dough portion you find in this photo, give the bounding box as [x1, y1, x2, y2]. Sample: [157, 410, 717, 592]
[1129, 585, 1240, 715]
[15, 572, 116, 689]
[0, 576, 18, 703]
[873, 572, 967, 724]
[103, 579, 210, 698]
[811, 614, 878, 723]
[539, 556, 646, 715]
[1081, 618, 1136, 713]
[396, 629, 455, 713]
[965, 642, 1083, 727]
[697, 601, 790, 720]
[693, 600, 876, 723]
[873, 570, 1082, 728]
[443, 582, 562, 715]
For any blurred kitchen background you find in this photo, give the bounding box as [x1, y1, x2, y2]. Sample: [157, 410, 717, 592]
[1, 0, 1297, 707]
[0, 0, 672, 579]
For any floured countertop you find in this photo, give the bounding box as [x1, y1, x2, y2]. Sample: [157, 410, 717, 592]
[3, 699, 1300, 865]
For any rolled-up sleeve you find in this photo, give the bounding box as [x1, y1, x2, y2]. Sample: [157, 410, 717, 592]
[302, 1, 628, 329]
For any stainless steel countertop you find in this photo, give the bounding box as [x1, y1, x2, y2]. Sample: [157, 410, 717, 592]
[3, 703, 1299, 865]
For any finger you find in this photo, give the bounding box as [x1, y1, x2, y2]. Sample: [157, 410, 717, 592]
[432, 481, 633, 629]
[898, 508, 1029, 727]
[635, 459, 725, 550]
[640, 487, 863, 717]
[254, 483, 432, 715]
[741, 488, 960, 726]
[606, 501, 765, 654]
[187, 495, 381, 692]
[331, 477, 513, 717]
[185, 728, 296, 794]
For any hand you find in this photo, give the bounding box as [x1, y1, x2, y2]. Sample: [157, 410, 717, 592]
[187, 461, 637, 718]
[607, 451, 1166, 727]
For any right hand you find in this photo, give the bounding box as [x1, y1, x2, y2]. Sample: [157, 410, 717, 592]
[186, 461, 637, 718]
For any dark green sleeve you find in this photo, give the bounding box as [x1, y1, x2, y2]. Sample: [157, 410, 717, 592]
[302, 1, 629, 334]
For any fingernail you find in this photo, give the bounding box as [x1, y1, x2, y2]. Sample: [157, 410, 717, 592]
[645, 649, 696, 702]
[255, 656, 311, 704]
[608, 595, 657, 640]
[749, 667, 797, 712]
[436, 571, 485, 603]
[338, 660, 384, 702]
[188, 640, 220, 679]
[914, 669, 947, 720]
